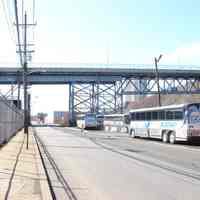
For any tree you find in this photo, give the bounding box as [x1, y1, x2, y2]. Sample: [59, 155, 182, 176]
[37, 112, 48, 124]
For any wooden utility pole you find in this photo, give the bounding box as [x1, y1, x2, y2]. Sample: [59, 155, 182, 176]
[154, 55, 162, 107]
[23, 13, 29, 149]
[14, 0, 36, 149]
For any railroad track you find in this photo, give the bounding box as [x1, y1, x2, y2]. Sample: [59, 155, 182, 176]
[33, 128, 78, 200]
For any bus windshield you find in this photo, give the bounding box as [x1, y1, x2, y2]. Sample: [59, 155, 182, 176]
[187, 104, 200, 124]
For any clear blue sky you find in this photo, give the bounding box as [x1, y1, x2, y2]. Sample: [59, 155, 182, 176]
[32, 0, 200, 64]
[1, 0, 200, 64]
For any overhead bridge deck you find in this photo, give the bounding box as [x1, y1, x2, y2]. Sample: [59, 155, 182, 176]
[0, 67, 200, 84]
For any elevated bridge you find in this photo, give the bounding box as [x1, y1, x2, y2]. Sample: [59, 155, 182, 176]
[0, 67, 200, 84]
[1, 65, 200, 124]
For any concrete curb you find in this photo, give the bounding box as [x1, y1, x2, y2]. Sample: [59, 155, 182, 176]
[32, 129, 53, 200]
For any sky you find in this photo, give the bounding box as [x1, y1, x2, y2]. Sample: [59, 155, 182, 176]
[33, 0, 200, 64]
[1, 0, 200, 121]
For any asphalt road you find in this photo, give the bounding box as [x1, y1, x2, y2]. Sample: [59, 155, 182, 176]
[35, 127, 200, 200]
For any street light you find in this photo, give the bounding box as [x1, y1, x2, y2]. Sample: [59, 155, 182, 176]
[154, 54, 163, 107]
[23, 69, 47, 149]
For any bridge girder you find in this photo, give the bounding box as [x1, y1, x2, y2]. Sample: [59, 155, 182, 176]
[68, 77, 200, 125]
[120, 78, 200, 95]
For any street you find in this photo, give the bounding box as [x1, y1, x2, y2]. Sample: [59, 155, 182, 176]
[35, 127, 200, 200]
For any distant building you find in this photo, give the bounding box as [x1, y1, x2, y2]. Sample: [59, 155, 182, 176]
[53, 111, 69, 126]
[124, 80, 147, 106]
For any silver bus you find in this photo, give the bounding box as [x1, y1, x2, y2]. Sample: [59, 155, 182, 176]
[77, 113, 104, 129]
[104, 113, 130, 133]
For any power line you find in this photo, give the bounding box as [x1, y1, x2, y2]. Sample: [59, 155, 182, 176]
[33, 0, 35, 23]
[0, 0, 16, 43]
[32, 0, 35, 41]
[14, 0, 23, 66]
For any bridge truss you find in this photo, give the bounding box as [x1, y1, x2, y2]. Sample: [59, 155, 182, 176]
[68, 77, 200, 125]
[68, 82, 123, 125]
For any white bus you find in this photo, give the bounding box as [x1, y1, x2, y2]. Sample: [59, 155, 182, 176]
[104, 113, 130, 133]
[76, 113, 104, 129]
[129, 103, 200, 144]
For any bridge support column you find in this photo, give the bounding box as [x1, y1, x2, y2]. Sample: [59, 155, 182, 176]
[96, 84, 99, 113]
[69, 83, 76, 126]
[91, 83, 95, 113]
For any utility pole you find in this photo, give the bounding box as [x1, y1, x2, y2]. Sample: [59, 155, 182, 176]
[154, 54, 163, 107]
[17, 71, 21, 109]
[23, 13, 29, 149]
[15, 12, 36, 149]
[28, 93, 31, 126]
[14, 1, 36, 149]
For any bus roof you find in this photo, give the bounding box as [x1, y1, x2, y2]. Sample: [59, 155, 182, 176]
[129, 103, 194, 113]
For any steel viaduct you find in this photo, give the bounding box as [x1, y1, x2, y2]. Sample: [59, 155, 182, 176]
[0, 65, 200, 124]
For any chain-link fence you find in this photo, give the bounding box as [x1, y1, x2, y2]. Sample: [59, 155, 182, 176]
[0, 94, 24, 144]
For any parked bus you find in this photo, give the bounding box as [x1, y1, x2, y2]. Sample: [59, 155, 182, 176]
[76, 113, 104, 129]
[129, 103, 200, 144]
[104, 113, 130, 133]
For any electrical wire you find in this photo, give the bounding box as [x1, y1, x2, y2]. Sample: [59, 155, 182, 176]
[13, 0, 23, 66]
[32, 0, 35, 41]
[0, 0, 17, 44]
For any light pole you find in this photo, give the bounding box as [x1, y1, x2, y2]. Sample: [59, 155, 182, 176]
[154, 54, 163, 107]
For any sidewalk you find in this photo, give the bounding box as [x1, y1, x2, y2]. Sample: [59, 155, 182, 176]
[0, 129, 52, 200]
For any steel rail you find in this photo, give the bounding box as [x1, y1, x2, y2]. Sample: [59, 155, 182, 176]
[33, 128, 78, 200]
[33, 128, 56, 200]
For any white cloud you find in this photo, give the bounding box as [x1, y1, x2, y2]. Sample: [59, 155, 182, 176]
[162, 42, 200, 65]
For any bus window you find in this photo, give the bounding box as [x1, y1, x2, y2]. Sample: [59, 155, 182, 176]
[152, 111, 158, 120]
[166, 111, 174, 120]
[174, 110, 183, 120]
[140, 112, 145, 120]
[131, 113, 136, 121]
[136, 113, 140, 121]
[146, 112, 151, 120]
[158, 111, 165, 120]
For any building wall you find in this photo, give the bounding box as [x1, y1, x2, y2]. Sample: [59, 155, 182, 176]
[53, 111, 69, 126]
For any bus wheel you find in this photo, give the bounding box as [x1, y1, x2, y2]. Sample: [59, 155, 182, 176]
[169, 132, 176, 144]
[162, 132, 168, 143]
[131, 129, 136, 138]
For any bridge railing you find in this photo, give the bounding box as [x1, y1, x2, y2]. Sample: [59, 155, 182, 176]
[0, 62, 200, 71]
[25, 63, 200, 70]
